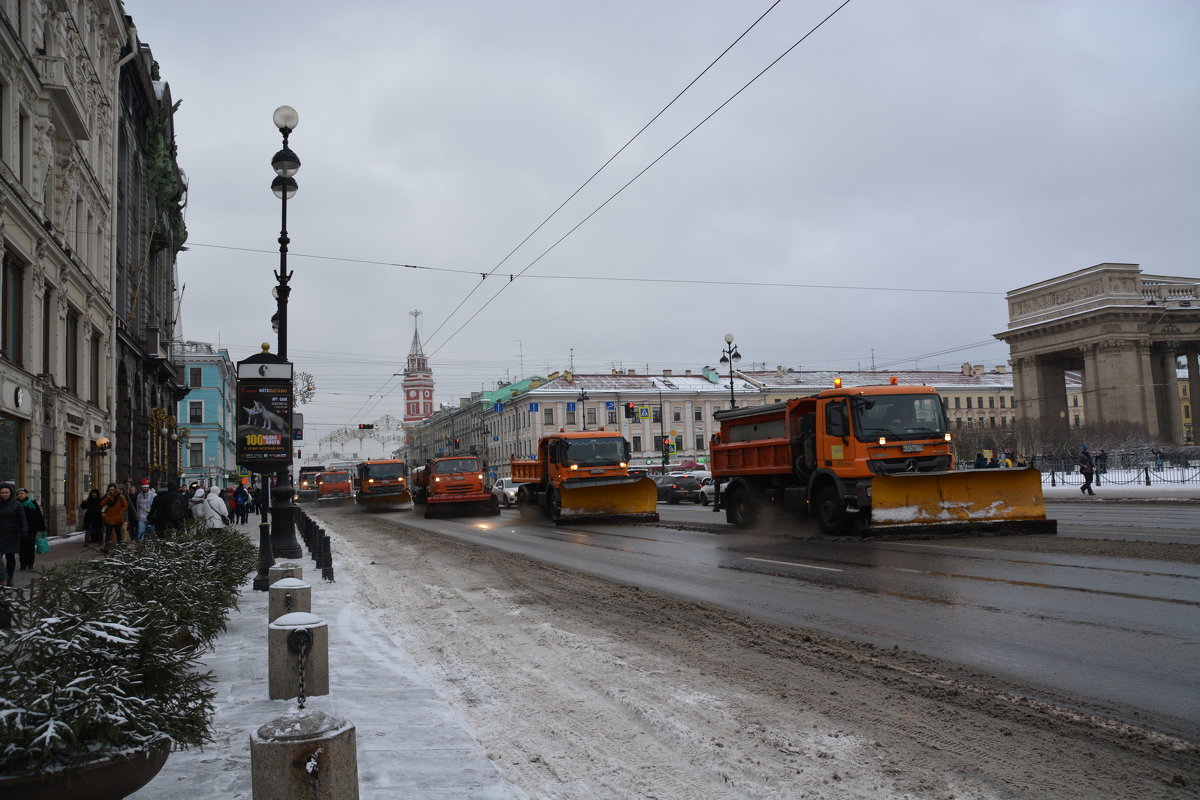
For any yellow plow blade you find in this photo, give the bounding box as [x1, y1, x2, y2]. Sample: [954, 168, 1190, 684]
[870, 468, 1051, 529]
[557, 477, 659, 521]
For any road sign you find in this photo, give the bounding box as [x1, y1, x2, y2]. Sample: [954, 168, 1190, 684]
[566, 402, 576, 412]
[670, 429, 677, 437]
[667, 442, 676, 454]
[637, 406, 651, 420]
[530, 402, 539, 412]
[605, 401, 614, 410]
[493, 403, 504, 413]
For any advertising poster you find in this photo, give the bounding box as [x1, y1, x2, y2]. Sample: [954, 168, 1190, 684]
[236, 381, 292, 467]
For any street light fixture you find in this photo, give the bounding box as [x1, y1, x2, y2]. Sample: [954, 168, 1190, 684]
[718, 333, 741, 408]
[264, 105, 302, 564]
[578, 388, 589, 431]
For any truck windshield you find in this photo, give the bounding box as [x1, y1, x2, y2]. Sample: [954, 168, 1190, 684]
[851, 394, 948, 441]
[434, 458, 481, 475]
[563, 437, 628, 466]
[363, 462, 405, 480]
[322, 472, 348, 482]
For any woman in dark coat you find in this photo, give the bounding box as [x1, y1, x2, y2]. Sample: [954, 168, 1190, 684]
[80, 488, 104, 546]
[0, 483, 28, 587]
[16, 488, 45, 570]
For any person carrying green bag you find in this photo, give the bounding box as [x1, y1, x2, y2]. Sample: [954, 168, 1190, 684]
[16, 488, 46, 570]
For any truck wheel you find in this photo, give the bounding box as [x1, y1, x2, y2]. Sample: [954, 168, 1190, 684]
[517, 489, 539, 521]
[814, 484, 852, 535]
[548, 487, 563, 521]
[725, 486, 757, 529]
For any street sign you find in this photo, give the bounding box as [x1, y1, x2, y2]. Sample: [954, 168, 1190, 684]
[530, 402, 539, 412]
[605, 401, 614, 410]
[293, 413, 303, 442]
[670, 429, 677, 437]
[637, 406, 650, 420]
[493, 436, 499, 442]
[566, 402, 576, 412]
[493, 403, 503, 412]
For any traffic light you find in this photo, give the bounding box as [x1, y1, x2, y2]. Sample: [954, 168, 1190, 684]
[358, 423, 375, 430]
[454, 437, 461, 447]
[624, 402, 636, 419]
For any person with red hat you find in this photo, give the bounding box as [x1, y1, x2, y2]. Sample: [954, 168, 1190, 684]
[134, 479, 157, 540]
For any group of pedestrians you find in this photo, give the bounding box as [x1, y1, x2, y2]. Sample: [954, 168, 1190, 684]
[0, 484, 47, 587]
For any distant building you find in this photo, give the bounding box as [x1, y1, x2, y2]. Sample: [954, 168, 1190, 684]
[401, 310, 434, 427]
[172, 341, 236, 487]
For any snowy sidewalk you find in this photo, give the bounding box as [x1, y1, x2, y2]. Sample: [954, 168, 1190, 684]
[128, 530, 518, 800]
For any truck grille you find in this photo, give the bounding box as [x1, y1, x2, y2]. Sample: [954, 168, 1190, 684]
[869, 455, 951, 475]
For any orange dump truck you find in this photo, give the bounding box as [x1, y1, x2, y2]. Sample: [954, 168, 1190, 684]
[354, 459, 411, 511]
[711, 382, 1055, 535]
[316, 469, 353, 504]
[511, 430, 658, 523]
[411, 453, 499, 518]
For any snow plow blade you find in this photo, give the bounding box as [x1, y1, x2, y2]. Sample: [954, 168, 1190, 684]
[557, 477, 659, 522]
[869, 468, 1056, 533]
[356, 489, 412, 510]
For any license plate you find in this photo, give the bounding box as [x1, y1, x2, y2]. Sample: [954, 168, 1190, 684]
[902, 444, 923, 453]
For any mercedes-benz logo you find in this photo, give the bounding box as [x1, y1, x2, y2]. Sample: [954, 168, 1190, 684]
[258, 364, 268, 376]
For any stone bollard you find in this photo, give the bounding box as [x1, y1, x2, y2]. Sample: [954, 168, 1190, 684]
[268, 612, 329, 701]
[250, 709, 359, 799]
[268, 561, 303, 586]
[268, 577, 311, 623]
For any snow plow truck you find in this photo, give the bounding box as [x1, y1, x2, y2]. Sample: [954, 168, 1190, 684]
[411, 453, 499, 518]
[512, 430, 658, 523]
[354, 458, 411, 511]
[710, 381, 1056, 536]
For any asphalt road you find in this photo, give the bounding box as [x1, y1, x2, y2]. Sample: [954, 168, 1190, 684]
[356, 500, 1200, 742]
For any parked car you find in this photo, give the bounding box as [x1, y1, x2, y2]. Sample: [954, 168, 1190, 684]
[491, 477, 519, 508]
[698, 478, 728, 506]
[655, 474, 703, 504]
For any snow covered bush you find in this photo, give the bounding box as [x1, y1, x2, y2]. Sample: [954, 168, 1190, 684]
[0, 526, 257, 777]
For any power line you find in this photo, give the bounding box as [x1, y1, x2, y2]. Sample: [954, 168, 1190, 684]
[424, 0, 855, 357]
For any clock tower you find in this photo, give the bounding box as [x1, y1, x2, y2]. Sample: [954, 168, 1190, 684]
[401, 310, 434, 425]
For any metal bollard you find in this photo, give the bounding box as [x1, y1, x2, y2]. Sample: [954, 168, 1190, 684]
[268, 577, 311, 623]
[320, 537, 335, 583]
[268, 611, 329, 701]
[250, 709, 359, 800]
[268, 562, 303, 586]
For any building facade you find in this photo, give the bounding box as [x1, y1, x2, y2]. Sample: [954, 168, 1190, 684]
[172, 340, 235, 488]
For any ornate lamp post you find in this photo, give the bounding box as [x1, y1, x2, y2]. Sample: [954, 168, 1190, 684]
[719, 333, 741, 408]
[266, 105, 302, 561]
[577, 388, 589, 431]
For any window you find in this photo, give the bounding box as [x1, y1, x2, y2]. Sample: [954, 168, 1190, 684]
[1001, 416, 1008, 427]
[965, 397, 972, 409]
[188, 442, 204, 468]
[189, 367, 202, 387]
[653, 435, 667, 451]
[1072, 396, 1079, 407]
[977, 397, 983, 409]
[694, 407, 702, 422]
[65, 311, 79, 394]
[632, 435, 642, 451]
[999, 396, 1006, 408]
[2, 254, 23, 366]
[955, 418, 963, 429]
[989, 417, 995, 428]
[607, 410, 616, 425]
[41, 291, 52, 375]
[988, 396, 995, 409]
[695, 434, 704, 451]
[1073, 414, 1080, 428]
[652, 407, 662, 423]
[543, 408, 554, 425]
[672, 406, 681, 422]
[565, 407, 576, 425]
[586, 408, 596, 426]
[954, 397, 960, 409]
[189, 401, 203, 424]
[90, 332, 100, 403]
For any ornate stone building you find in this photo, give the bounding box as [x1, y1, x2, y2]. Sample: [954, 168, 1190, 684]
[401, 309, 434, 425]
[996, 263, 1199, 443]
[0, 3, 185, 533]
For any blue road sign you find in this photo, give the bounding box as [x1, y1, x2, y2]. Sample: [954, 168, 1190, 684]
[567, 402, 576, 412]
[638, 406, 651, 419]
[530, 402, 539, 412]
[605, 401, 615, 410]
[493, 403, 503, 412]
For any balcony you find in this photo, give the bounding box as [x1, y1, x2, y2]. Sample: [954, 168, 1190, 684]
[37, 55, 90, 141]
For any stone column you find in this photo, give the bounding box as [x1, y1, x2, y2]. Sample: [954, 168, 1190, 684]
[1188, 351, 1200, 444]
[1154, 342, 1183, 443]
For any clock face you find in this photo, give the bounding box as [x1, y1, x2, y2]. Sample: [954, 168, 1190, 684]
[14, 388, 25, 409]
[407, 390, 416, 399]
[423, 390, 431, 398]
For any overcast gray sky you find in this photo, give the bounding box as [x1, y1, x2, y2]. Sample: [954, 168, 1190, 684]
[123, 0, 1200, 443]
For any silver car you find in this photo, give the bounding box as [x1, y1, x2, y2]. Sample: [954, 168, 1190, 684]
[491, 477, 519, 508]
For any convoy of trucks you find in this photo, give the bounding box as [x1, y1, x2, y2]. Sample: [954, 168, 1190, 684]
[709, 380, 1055, 535]
[411, 453, 499, 518]
[296, 465, 325, 501]
[511, 430, 659, 523]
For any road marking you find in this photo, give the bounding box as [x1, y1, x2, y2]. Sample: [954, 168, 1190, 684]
[745, 557, 842, 572]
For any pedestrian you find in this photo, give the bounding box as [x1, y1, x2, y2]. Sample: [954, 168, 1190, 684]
[134, 479, 156, 541]
[148, 484, 182, 538]
[15, 488, 45, 571]
[123, 483, 137, 542]
[189, 487, 208, 522]
[1015, 454, 1027, 468]
[1078, 446, 1096, 496]
[987, 455, 999, 468]
[200, 486, 231, 531]
[1152, 448, 1165, 470]
[99, 482, 128, 549]
[80, 488, 104, 546]
[973, 452, 987, 469]
[1097, 450, 1108, 474]
[234, 484, 250, 524]
[0, 483, 27, 586]
[998, 453, 1012, 468]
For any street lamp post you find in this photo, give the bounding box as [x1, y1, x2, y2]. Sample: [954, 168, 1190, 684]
[577, 388, 589, 431]
[266, 105, 302, 562]
[719, 333, 741, 408]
